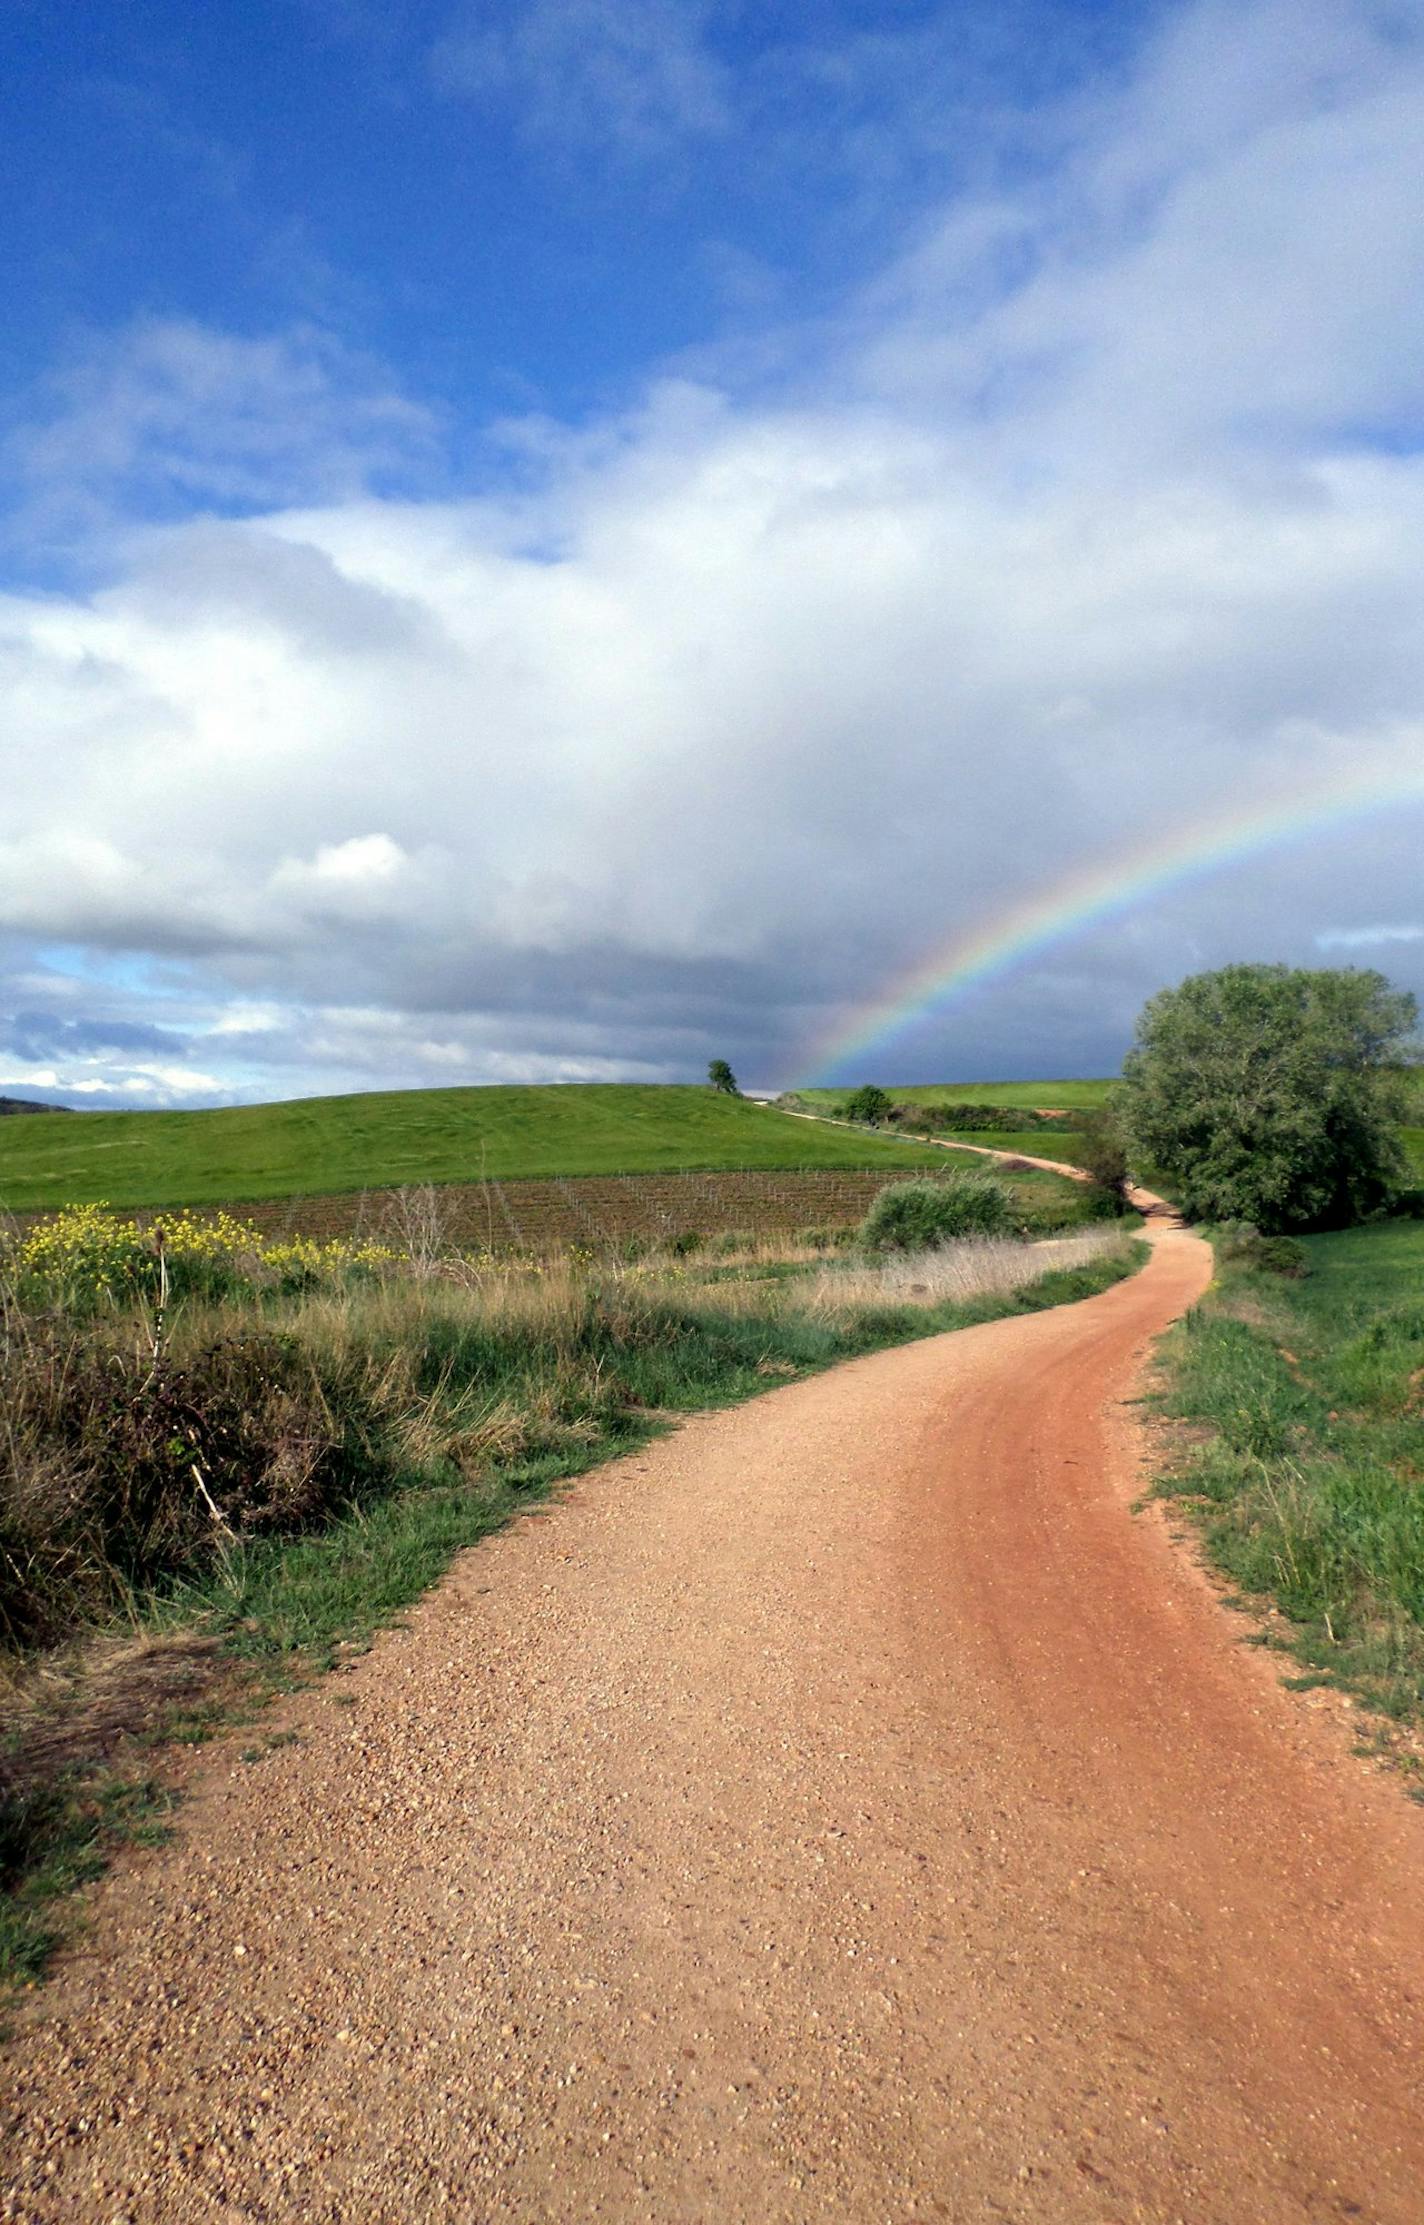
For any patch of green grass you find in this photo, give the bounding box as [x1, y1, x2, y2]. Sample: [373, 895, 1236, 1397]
[0, 1085, 953, 1211]
[938, 1128, 1086, 1161]
[0, 1770, 176, 1990]
[1153, 1216, 1424, 1726]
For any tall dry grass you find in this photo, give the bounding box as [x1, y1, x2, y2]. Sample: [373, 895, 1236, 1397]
[2, 1221, 1134, 1661]
[804, 1226, 1126, 1313]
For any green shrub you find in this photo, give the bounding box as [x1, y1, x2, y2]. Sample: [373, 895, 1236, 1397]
[1215, 1221, 1309, 1277]
[0, 1317, 372, 1648]
[898, 1102, 1051, 1133]
[859, 1174, 1014, 1253]
[844, 1084, 892, 1126]
[1073, 1107, 1133, 1210]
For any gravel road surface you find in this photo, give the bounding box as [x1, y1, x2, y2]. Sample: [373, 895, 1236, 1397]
[5, 1203, 1424, 2223]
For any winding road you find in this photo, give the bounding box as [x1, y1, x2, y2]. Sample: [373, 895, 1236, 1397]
[6, 1202, 1424, 2222]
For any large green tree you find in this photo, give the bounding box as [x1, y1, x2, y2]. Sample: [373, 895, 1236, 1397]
[1118, 964, 1416, 1230]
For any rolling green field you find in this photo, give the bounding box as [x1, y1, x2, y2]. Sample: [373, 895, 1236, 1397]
[792, 1079, 1114, 1114]
[782, 1081, 1111, 1165]
[0, 1085, 952, 1211]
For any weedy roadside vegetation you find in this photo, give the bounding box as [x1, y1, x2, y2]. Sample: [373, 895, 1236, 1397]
[1, 1192, 1140, 1989]
[1153, 1215, 1424, 1760]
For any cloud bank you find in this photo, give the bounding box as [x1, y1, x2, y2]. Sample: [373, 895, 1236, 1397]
[3, 0, 1424, 1103]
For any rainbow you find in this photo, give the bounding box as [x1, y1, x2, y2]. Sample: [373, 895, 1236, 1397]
[798, 751, 1424, 1083]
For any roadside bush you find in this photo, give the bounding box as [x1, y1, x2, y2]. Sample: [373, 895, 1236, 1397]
[914, 1102, 1051, 1133]
[887, 1103, 949, 1133]
[0, 1312, 374, 1647]
[1214, 1222, 1309, 1277]
[859, 1174, 1014, 1253]
[1073, 1107, 1133, 1214]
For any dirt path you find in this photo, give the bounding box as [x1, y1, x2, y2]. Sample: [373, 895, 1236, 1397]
[772, 1103, 1096, 1182]
[6, 1208, 1424, 2223]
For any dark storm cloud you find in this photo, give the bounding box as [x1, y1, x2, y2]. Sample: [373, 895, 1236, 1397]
[5, 1010, 189, 1062]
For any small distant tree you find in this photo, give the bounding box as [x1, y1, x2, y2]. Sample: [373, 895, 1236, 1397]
[845, 1083, 892, 1126]
[1118, 963, 1416, 1231]
[707, 1059, 740, 1095]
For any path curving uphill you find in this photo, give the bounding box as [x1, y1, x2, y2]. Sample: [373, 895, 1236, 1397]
[6, 1205, 1424, 2222]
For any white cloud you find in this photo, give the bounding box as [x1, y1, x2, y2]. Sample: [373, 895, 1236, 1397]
[0, 1061, 226, 1107]
[433, 0, 730, 157]
[1317, 924, 1424, 950]
[5, 0, 1424, 1098]
[4, 318, 442, 554]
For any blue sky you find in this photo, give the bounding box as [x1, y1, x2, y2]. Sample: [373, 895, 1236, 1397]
[2, 0, 1423, 1104]
[6, 2, 1136, 443]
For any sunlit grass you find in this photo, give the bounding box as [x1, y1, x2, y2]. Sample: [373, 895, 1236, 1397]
[0, 1083, 953, 1210]
[1154, 1216, 1424, 1729]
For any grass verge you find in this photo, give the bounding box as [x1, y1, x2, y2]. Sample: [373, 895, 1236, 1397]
[3, 1231, 1143, 1994]
[0, 1773, 176, 1994]
[1150, 1216, 1424, 1776]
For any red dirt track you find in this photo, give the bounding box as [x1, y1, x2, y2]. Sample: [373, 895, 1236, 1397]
[5, 1202, 1424, 2222]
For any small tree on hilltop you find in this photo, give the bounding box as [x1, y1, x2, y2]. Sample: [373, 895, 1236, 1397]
[707, 1059, 740, 1095]
[1118, 963, 1416, 1231]
[845, 1084, 892, 1126]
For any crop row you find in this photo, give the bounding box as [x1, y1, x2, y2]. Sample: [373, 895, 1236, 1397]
[6, 1171, 912, 1255]
[242, 1171, 907, 1250]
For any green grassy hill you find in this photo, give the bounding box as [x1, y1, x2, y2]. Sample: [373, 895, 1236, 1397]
[793, 1080, 1112, 1112]
[0, 1084, 955, 1211]
[857, 1079, 1113, 1112]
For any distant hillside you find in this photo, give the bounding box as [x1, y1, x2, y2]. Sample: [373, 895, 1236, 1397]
[0, 1096, 71, 1117]
[789, 1080, 1115, 1115]
[0, 1083, 950, 1211]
